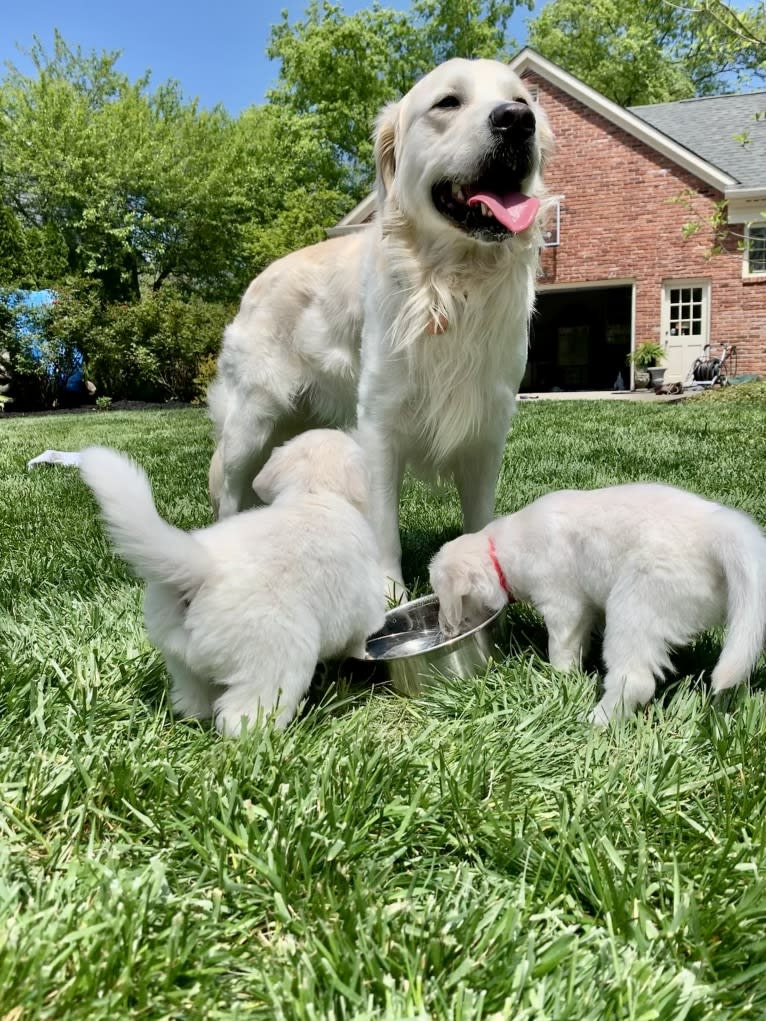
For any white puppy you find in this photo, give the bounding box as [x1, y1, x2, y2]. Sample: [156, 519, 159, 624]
[208, 58, 553, 597]
[429, 483, 766, 724]
[80, 430, 386, 735]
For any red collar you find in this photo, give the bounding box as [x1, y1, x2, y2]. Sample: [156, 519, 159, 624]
[488, 536, 515, 603]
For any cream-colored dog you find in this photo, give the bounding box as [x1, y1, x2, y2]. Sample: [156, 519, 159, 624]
[208, 58, 553, 596]
[80, 430, 386, 735]
[429, 483, 766, 724]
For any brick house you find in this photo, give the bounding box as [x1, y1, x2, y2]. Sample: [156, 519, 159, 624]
[329, 49, 766, 390]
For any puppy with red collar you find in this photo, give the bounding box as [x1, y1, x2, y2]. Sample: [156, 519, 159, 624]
[429, 483, 766, 725]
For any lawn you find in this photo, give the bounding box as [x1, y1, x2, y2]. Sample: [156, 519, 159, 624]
[1, 392, 766, 1020]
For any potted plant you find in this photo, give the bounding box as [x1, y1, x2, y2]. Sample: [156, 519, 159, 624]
[627, 340, 666, 389]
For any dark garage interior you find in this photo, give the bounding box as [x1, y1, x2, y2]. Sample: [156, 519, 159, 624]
[522, 285, 633, 392]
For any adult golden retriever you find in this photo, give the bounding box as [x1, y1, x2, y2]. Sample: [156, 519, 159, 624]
[208, 58, 553, 596]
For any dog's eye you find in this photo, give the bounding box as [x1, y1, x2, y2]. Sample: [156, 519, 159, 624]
[514, 96, 530, 106]
[432, 94, 461, 110]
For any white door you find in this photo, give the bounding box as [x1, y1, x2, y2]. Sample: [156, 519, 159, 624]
[661, 281, 710, 382]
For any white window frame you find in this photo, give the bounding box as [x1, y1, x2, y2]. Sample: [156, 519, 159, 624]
[744, 221, 766, 277]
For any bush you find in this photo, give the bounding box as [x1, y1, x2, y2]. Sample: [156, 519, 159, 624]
[87, 289, 232, 403]
[1, 284, 233, 408]
[192, 353, 219, 405]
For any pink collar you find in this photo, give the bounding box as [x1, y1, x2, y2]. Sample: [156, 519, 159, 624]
[488, 536, 515, 603]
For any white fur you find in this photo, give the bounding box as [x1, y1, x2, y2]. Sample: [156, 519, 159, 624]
[429, 483, 766, 724]
[80, 430, 386, 736]
[208, 58, 554, 597]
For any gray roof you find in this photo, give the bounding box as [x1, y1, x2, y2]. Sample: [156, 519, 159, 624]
[629, 91, 766, 188]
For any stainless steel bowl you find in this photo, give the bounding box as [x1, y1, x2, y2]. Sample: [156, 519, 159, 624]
[358, 594, 509, 696]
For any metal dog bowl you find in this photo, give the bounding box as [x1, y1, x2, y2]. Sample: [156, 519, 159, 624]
[358, 594, 509, 696]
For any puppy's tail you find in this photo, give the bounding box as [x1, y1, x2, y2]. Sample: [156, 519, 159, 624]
[711, 507, 766, 692]
[80, 446, 212, 597]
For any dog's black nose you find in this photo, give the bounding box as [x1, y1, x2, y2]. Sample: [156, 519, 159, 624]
[489, 102, 536, 139]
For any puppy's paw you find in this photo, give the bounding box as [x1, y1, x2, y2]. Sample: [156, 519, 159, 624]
[437, 614, 462, 640]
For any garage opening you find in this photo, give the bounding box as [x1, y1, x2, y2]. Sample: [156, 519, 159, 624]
[522, 285, 633, 392]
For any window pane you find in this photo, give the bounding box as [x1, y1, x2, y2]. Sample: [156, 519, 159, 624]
[749, 226, 766, 273]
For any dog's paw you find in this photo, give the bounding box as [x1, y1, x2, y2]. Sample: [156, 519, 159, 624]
[586, 702, 612, 728]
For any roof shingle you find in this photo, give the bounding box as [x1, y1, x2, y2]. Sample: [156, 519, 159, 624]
[629, 91, 766, 187]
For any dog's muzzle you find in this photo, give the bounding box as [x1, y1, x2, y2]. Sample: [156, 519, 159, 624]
[488, 101, 536, 142]
[431, 103, 540, 242]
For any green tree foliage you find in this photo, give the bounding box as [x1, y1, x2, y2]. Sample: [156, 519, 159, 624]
[229, 104, 350, 276]
[527, 0, 766, 106]
[1, 34, 235, 299]
[268, 0, 531, 195]
[0, 32, 349, 303]
[0, 204, 30, 286]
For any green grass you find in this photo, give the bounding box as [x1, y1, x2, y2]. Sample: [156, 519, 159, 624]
[1, 393, 766, 1020]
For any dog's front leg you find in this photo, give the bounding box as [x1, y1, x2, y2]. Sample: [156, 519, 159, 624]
[453, 435, 506, 534]
[358, 422, 407, 602]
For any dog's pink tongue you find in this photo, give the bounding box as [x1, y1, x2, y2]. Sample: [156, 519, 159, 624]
[467, 191, 540, 232]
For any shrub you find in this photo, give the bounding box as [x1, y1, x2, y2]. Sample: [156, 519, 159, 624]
[136, 289, 231, 402]
[0, 284, 233, 407]
[192, 353, 219, 405]
[87, 288, 232, 403]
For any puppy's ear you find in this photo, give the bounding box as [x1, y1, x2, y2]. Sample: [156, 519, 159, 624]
[252, 449, 285, 504]
[374, 101, 399, 204]
[342, 447, 369, 515]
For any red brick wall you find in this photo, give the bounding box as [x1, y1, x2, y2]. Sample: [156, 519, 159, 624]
[524, 72, 766, 378]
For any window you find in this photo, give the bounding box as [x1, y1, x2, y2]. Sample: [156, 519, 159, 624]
[745, 222, 766, 276]
[666, 285, 705, 336]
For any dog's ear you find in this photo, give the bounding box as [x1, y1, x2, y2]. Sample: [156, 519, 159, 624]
[374, 101, 399, 204]
[532, 102, 554, 174]
[342, 447, 369, 515]
[252, 449, 285, 503]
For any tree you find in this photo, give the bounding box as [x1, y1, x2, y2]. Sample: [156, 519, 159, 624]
[526, 0, 766, 106]
[677, 0, 766, 52]
[0, 204, 29, 285]
[268, 0, 531, 196]
[229, 103, 350, 277]
[0, 33, 350, 302]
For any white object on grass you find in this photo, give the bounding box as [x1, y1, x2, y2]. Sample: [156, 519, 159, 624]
[27, 449, 83, 471]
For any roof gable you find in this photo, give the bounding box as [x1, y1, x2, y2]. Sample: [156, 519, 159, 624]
[509, 48, 742, 193]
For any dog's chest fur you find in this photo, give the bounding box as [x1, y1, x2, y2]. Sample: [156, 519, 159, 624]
[365, 238, 536, 464]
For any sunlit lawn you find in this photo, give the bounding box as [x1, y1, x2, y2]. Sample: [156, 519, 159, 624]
[1, 389, 766, 1020]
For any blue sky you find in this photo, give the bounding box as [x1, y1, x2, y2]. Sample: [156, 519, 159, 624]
[0, 0, 545, 114]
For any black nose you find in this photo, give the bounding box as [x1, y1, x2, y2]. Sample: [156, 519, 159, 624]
[489, 102, 536, 139]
